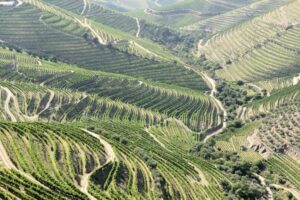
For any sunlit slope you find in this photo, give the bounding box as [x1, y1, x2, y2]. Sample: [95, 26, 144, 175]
[243, 84, 300, 120]
[0, 120, 227, 200]
[42, 0, 195, 55]
[0, 3, 208, 91]
[0, 122, 106, 199]
[200, 0, 300, 82]
[185, 0, 291, 33]
[0, 47, 221, 132]
[0, 81, 165, 125]
[130, 0, 259, 27]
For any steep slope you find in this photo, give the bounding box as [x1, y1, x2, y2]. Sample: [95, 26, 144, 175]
[0, 3, 208, 91]
[200, 0, 300, 82]
[0, 47, 221, 132]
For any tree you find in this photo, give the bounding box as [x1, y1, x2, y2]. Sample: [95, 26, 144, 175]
[237, 80, 244, 86]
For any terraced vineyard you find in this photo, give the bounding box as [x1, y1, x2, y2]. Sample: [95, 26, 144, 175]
[1, 0, 300, 199]
[137, 0, 259, 27]
[0, 48, 220, 131]
[185, 0, 291, 33]
[0, 4, 208, 91]
[44, 0, 138, 34]
[0, 122, 106, 199]
[243, 84, 300, 120]
[200, 0, 300, 82]
[215, 122, 262, 163]
[0, 81, 164, 125]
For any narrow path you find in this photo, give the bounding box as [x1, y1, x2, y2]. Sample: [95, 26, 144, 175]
[16, 0, 23, 7]
[38, 90, 54, 115]
[188, 162, 209, 186]
[200, 72, 227, 143]
[144, 7, 204, 17]
[170, 118, 193, 133]
[195, 39, 204, 57]
[82, 129, 115, 163]
[205, 0, 239, 9]
[254, 174, 274, 200]
[154, 59, 228, 143]
[75, 18, 106, 45]
[135, 17, 141, 38]
[39, 71, 74, 87]
[293, 73, 300, 85]
[271, 184, 300, 200]
[154, 0, 161, 7]
[80, 171, 97, 200]
[1, 86, 17, 122]
[129, 41, 164, 60]
[1, 86, 39, 121]
[80, 0, 87, 16]
[248, 83, 270, 96]
[144, 127, 171, 152]
[0, 142, 15, 169]
[81, 129, 116, 200]
[239, 106, 247, 121]
[0, 141, 48, 188]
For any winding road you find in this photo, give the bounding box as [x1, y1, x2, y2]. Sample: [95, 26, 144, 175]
[75, 18, 106, 45]
[1, 86, 17, 122]
[80, 0, 87, 16]
[200, 72, 228, 142]
[135, 18, 141, 38]
[81, 129, 116, 200]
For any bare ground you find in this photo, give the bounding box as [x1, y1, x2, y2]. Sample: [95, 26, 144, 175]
[188, 162, 209, 186]
[135, 18, 141, 38]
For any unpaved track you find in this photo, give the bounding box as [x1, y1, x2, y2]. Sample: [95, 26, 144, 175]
[248, 83, 270, 96]
[293, 73, 300, 85]
[170, 118, 193, 133]
[0, 142, 15, 169]
[0, 141, 48, 188]
[196, 39, 204, 57]
[205, 0, 239, 8]
[82, 129, 115, 163]
[154, 0, 161, 7]
[174, 61, 227, 142]
[188, 162, 209, 186]
[144, 8, 203, 17]
[135, 18, 141, 38]
[271, 184, 300, 200]
[80, 172, 97, 200]
[143, 60, 227, 143]
[1, 86, 17, 122]
[255, 174, 274, 200]
[201, 72, 227, 143]
[129, 41, 164, 60]
[144, 127, 171, 152]
[75, 18, 106, 45]
[38, 90, 54, 115]
[1, 86, 39, 121]
[81, 129, 116, 200]
[80, 0, 87, 16]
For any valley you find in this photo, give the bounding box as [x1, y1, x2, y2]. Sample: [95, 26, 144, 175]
[0, 0, 299, 199]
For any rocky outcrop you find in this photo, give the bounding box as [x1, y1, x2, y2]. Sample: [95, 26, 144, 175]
[247, 132, 272, 158]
